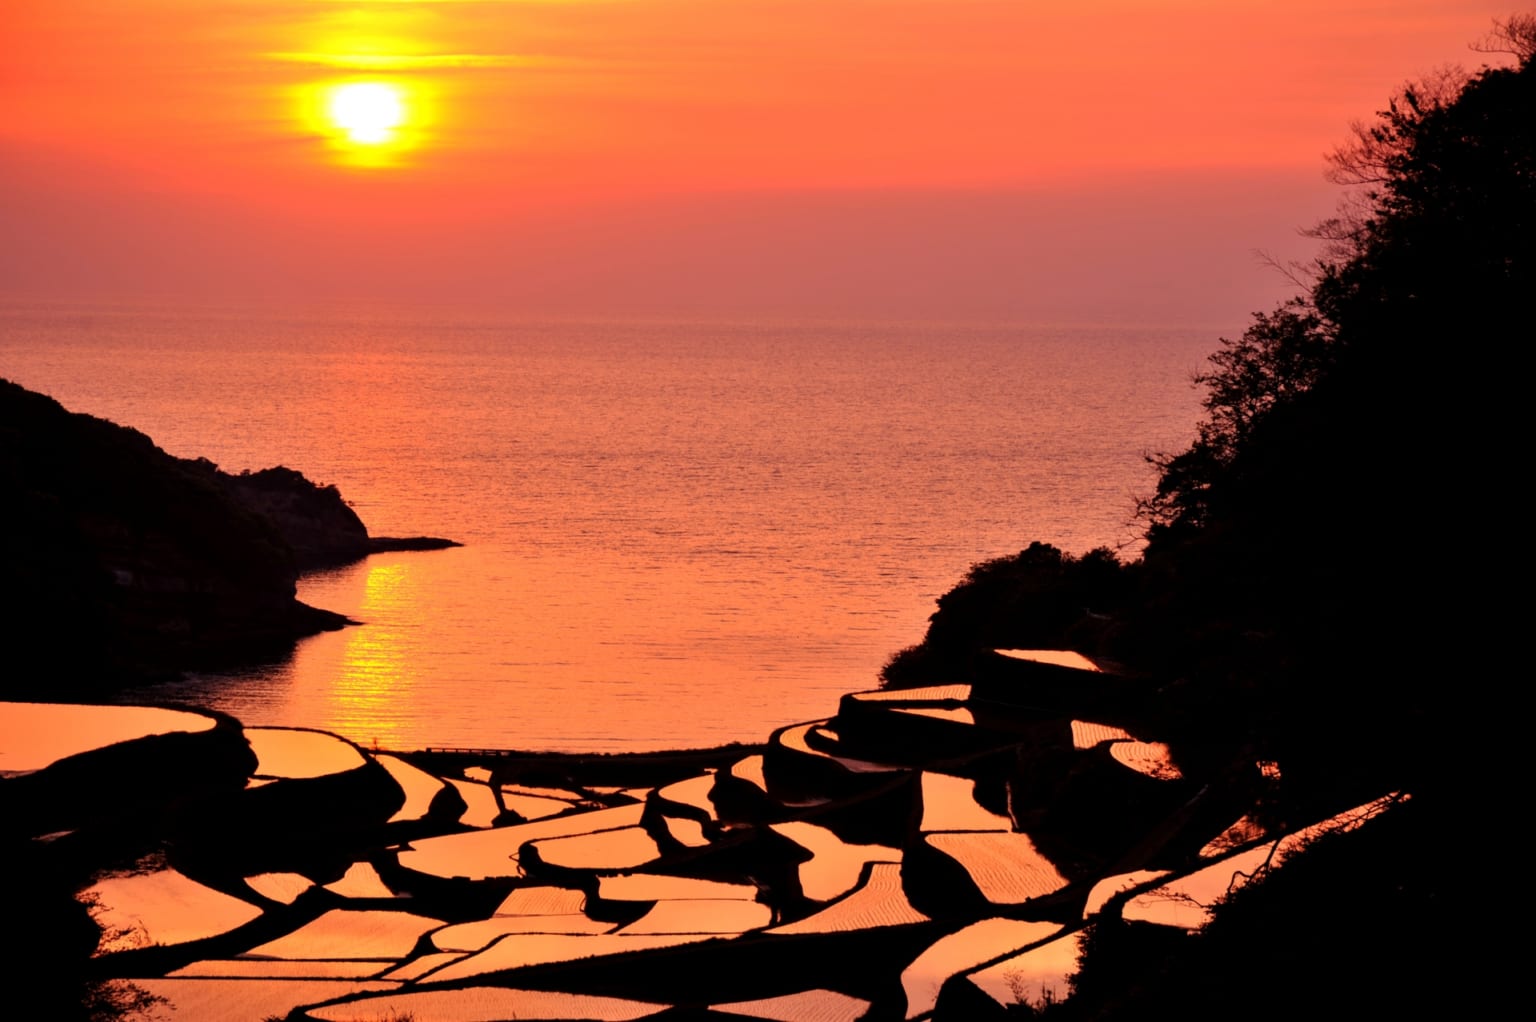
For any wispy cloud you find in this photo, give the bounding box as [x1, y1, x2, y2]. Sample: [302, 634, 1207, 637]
[266, 51, 575, 71]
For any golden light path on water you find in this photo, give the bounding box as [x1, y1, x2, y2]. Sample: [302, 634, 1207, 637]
[323, 560, 421, 751]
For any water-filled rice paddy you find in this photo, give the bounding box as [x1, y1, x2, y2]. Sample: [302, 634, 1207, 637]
[169, 960, 392, 978]
[994, 650, 1102, 671]
[1070, 720, 1134, 749]
[430, 914, 614, 950]
[246, 728, 366, 779]
[244, 872, 314, 905]
[424, 932, 718, 982]
[307, 985, 666, 1021]
[922, 832, 1067, 905]
[598, 873, 760, 901]
[0, 701, 215, 775]
[663, 815, 711, 847]
[136, 979, 396, 1022]
[712, 988, 870, 1021]
[39, 656, 1405, 1020]
[1123, 794, 1403, 929]
[499, 791, 575, 819]
[323, 862, 395, 899]
[378, 952, 463, 981]
[893, 706, 976, 726]
[1107, 740, 1183, 780]
[492, 885, 589, 915]
[1081, 870, 1172, 918]
[964, 928, 1084, 1010]
[850, 685, 972, 703]
[919, 772, 1013, 832]
[901, 918, 1062, 1019]
[616, 898, 772, 934]
[445, 777, 502, 826]
[396, 803, 645, 879]
[770, 821, 902, 902]
[767, 863, 929, 935]
[374, 753, 446, 821]
[656, 772, 719, 817]
[86, 869, 262, 953]
[528, 825, 662, 870]
[244, 909, 445, 959]
[779, 722, 903, 774]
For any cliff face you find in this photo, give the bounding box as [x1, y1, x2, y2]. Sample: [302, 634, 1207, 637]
[0, 379, 348, 693]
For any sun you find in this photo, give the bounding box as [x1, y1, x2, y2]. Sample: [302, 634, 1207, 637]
[327, 82, 406, 145]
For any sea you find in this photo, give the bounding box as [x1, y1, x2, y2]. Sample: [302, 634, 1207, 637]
[1, 301, 1217, 752]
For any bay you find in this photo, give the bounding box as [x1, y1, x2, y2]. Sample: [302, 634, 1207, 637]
[0, 302, 1214, 751]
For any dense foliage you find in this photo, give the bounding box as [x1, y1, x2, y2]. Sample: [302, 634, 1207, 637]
[892, 21, 1533, 1019]
[889, 18, 1535, 799]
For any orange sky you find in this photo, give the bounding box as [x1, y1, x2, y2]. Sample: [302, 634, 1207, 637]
[0, 0, 1513, 320]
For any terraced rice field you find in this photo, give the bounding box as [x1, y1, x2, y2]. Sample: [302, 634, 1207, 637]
[778, 722, 904, 774]
[445, 777, 503, 826]
[136, 979, 396, 1022]
[964, 928, 1084, 1010]
[1123, 795, 1404, 929]
[499, 790, 575, 819]
[244, 871, 315, 905]
[34, 661, 1407, 1020]
[527, 824, 662, 870]
[501, 783, 587, 801]
[901, 918, 1062, 1019]
[850, 685, 972, 703]
[492, 885, 589, 915]
[893, 706, 976, 726]
[1107, 740, 1183, 780]
[616, 898, 772, 934]
[246, 728, 366, 779]
[307, 985, 666, 1021]
[244, 909, 445, 959]
[1081, 870, 1171, 918]
[86, 869, 263, 953]
[767, 863, 930, 935]
[374, 753, 447, 821]
[995, 650, 1102, 671]
[919, 772, 1013, 832]
[663, 816, 711, 847]
[771, 820, 902, 902]
[423, 932, 719, 982]
[656, 772, 719, 817]
[923, 832, 1067, 905]
[1070, 720, 1134, 749]
[323, 862, 395, 898]
[378, 952, 463, 981]
[430, 913, 614, 950]
[597, 874, 760, 901]
[168, 960, 393, 978]
[712, 988, 870, 1021]
[0, 702, 216, 774]
[396, 802, 646, 879]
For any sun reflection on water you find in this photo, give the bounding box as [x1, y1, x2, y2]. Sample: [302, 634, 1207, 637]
[323, 560, 422, 748]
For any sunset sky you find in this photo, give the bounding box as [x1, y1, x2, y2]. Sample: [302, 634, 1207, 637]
[0, 1, 1512, 321]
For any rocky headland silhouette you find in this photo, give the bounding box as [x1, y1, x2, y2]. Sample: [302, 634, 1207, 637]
[0, 378, 457, 696]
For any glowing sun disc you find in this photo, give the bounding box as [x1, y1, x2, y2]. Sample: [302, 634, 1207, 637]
[328, 82, 405, 145]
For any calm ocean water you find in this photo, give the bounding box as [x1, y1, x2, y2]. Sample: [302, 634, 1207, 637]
[1, 302, 1215, 751]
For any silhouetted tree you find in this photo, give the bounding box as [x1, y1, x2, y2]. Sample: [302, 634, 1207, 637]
[1138, 17, 1534, 796]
